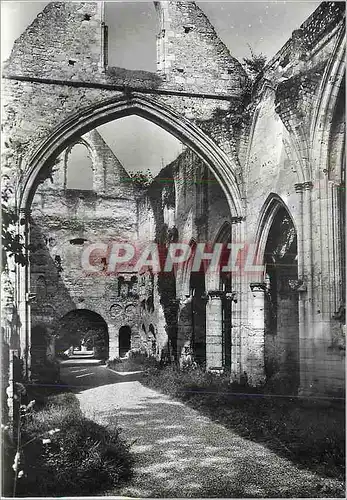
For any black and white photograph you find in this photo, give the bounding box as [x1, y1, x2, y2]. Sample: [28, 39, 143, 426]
[1, 0, 345, 497]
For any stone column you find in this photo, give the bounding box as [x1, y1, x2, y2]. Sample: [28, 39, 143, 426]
[294, 181, 313, 396]
[248, 283, 266, 385]
[205, 291, 223, 370]
[18, 207, 31, 380]
[230, 216, 244, 382]
[108, 323, 118, 360]
[176, 296, 193, 362]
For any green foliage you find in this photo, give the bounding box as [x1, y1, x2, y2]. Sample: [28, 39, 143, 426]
[243, 45, 267, 80]
[1, 177, 27, 267]
[7, 392, 133, 497]
[1, 158, 59, 268]
[127, 169, 153, 188]
[107, 350, 160, 373]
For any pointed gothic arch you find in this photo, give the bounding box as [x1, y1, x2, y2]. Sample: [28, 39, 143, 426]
[19, 95, 243, 218]
[255, 194, 297, 267]
[257, 195, 299, 391]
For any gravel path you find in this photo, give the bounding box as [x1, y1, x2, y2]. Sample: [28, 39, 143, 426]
[60, 362, 344, 498]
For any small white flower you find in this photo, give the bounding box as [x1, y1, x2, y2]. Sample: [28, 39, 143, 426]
[47, 427, 61, 435]
[42, 438, 51, 445]
[17, 470, 24, 479]
[12, 452, 20, 471]
[15, 383, 26, 395]
[26, 400, 36, 410]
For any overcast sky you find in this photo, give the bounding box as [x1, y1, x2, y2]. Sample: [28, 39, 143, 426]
[1, 1, 321, 178]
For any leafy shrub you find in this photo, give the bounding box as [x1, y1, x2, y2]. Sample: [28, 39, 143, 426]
[127, 169, 153, 188]
[107, 351, 160, 373]
[12, 393, 133, 497]
[242, 45, 267, 80]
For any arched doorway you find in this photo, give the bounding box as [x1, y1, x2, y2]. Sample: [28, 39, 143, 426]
[18, 97, 243, 379]
[56, 309, 109, 361]
[190, 271, 206, 367]
[263, 205, 299, 391]
[119, 325, 131, 357]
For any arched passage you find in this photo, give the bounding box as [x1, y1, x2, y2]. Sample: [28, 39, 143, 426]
[56, 309, 109, 360]
[20, 95, 243, 218]
[190, 270, 206, 367]
[119, 325, 131, 357]
[262, 204, 299, 391]
[18, 95, 243, 379]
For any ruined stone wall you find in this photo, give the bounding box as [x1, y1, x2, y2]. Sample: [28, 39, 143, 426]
[1, 0, 246, 205]
[4, 3, 105, 81]
[147, 147, 232, 363]
[1, 1, 345, 395]
[30, 130, 146, 359]
[154, 1, 248, 96]
[242, 1, 345, 395]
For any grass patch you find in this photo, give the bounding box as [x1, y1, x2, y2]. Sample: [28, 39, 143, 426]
[142, 365, 345, 482]
[107, 352, 160, 373]
[6, 391, 133, 497]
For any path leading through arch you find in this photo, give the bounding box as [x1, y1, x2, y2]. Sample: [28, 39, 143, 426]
[60, 361, 344, 498]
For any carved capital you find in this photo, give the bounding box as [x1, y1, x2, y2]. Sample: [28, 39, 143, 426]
[231, 216, 244, 225]
[207, 290, 223, 299]
[294, 181, 313, 192]
[249, 282, 266, 293]
[288, 278, 307, 292]
[225, 291, 238, 303]
[25, 292, 36, 303]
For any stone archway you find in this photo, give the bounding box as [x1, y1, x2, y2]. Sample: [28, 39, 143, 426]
[56, 309, 109, 361]
[15, 96, 244, 377]
[262, 204, 299, 392]
[20, 95, 243, 217]
[119, 325, 131, 357]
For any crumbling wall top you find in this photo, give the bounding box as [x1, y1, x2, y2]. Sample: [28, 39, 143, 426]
[154, 1, 248, 96]
[3, 2, 105, 82]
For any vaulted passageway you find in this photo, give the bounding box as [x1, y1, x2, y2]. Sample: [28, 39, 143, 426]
[56, 309, 109, 360]
[263, 205, 299, 392]
[2, 0, 344, 398]
[28, 111, 237, 372]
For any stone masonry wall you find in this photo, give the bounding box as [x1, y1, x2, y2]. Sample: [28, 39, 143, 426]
[30, 130, 159, 360]
[1, 1, 345, 396]
[242, 2, 345, 395]
[154, 1, 248, 96]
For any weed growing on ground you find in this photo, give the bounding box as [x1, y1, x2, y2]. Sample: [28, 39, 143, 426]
[142, 364, 345, 482]
[3, 392, 133, 497]
[107, 349, 160, 372]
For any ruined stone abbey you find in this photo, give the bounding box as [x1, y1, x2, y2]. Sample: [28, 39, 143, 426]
[1, 1, 345, 398]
